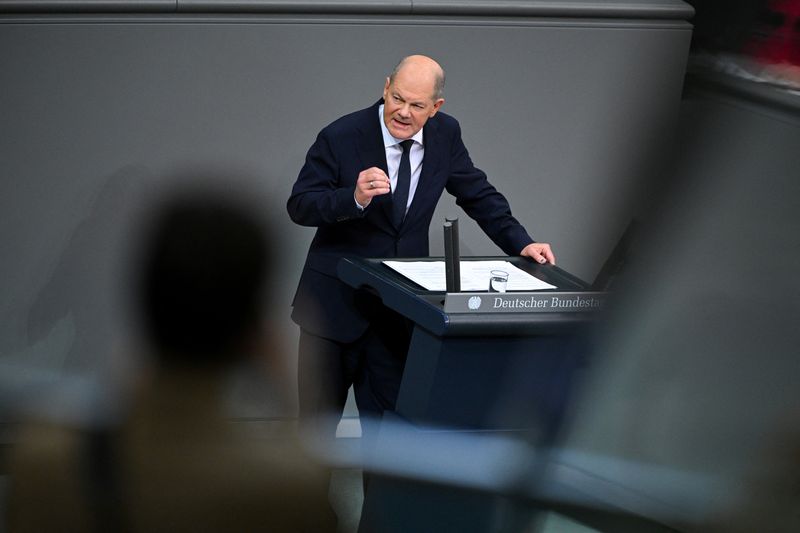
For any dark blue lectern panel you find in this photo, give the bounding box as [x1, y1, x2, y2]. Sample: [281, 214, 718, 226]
[337, 256, 595, 433]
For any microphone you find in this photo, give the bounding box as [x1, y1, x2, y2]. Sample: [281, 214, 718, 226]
[444, 217, 460, 292]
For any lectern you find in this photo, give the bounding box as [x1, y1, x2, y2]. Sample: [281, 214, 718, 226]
[338, 256, 599, 433]
[337, 256, 605, 533]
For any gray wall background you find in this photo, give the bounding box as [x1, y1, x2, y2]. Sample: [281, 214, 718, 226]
[0, 1, 692, 419]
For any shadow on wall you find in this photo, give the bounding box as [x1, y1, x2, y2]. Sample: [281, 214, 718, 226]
[25, 165, 151, 374]
[0, 166, 152, 424]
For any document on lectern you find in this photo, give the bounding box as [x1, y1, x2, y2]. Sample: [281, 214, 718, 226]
[382, 260, 557, 291]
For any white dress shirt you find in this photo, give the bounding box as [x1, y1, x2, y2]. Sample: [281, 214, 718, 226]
[378, 104, 424, 218]
[355, 105, 425, 213]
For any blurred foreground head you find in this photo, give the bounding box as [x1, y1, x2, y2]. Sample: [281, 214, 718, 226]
[133, 182, 272, 369]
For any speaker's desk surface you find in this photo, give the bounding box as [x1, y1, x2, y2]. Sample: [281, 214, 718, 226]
[338, 256, 595, 338]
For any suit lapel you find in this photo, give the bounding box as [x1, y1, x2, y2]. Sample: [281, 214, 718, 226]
[355, 104, 396, 225]
[403, 118, 442, 228]
[355, 104, 387, 173]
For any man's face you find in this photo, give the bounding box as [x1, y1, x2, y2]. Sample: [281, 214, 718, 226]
[382, 73, 444, 140]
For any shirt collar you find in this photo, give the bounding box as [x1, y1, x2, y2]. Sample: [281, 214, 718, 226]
[378, 104, 424, 148]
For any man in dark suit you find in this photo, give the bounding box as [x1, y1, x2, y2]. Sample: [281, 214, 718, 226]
[287, 55, 555, 441]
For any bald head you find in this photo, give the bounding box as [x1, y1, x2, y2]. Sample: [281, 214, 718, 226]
[382, 55, 446, 139]
[389, 55, 446, 101]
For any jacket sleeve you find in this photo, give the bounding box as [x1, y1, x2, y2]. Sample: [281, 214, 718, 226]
[445, 121, 535, 256]
[287, 129, 367, 227]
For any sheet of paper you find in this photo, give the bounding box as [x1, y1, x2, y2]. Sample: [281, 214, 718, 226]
[383, 260, 557, 291]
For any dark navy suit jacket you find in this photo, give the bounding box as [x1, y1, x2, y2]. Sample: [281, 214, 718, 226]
[287, 101, 534, 342]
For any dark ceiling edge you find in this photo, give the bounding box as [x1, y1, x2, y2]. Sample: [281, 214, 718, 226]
[0, 1, 695, 19]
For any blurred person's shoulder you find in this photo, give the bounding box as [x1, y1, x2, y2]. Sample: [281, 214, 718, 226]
[119, 376, 335, 532]
[8, 421, 96, 532]
[123, 427, 334, 532]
